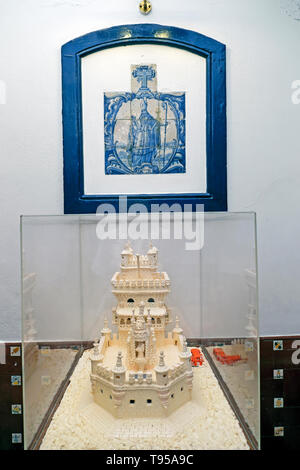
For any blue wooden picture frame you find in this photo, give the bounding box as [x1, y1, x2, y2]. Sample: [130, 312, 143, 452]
[62, 23, 227, 213]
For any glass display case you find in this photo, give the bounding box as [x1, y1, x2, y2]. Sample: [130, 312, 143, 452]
[21, 212, 260, 450]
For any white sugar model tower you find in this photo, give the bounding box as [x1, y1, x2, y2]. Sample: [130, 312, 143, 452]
[90, 242, 193, 418]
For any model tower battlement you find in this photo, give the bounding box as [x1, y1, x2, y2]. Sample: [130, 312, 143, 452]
[90, 242, 193, 419]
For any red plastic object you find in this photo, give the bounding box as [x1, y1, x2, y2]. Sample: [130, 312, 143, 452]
[213, 348, 242, 365]
[190, 348, 203, 366]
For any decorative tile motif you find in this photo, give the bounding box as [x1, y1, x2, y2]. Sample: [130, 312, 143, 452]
[0, 343, 5, 364]
[41, 375, 51, 385]
[245, 398, 255, 409]
[273, 340, 283, 351]
[245, 340, 254, 352]
[274, 397, 284, 408]
[274, 426, 284, 437]
[10, 346, 21, 356]
[11, 433, 22, 443]
[11, 375, 21, 386]
[40, 346, 50, 355]
[273, 369, 284, 380]
[11, 404, 22, 415]
[244, 369, 254, 381]
[104, 64, 186, 175]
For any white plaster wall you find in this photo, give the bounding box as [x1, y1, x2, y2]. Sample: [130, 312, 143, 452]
[0, 0, 300, 339]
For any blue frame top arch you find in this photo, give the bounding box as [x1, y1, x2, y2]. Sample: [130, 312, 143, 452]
[62, 23, 227, 213]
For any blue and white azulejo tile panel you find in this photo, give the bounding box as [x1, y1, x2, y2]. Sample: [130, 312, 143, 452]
[104, 64, 186, 175]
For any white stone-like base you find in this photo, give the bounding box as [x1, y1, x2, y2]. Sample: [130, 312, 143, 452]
[40, 349, 249, 450]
